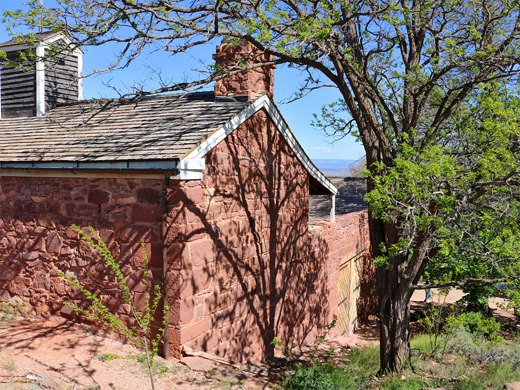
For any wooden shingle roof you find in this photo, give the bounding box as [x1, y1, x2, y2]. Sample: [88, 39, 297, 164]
[0, 92, 249, 163]
[0, 31, 61, 48]
[0, 90, 337, 195]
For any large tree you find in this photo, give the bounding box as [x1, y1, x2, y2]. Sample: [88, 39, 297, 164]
[5, 0, 520, 372]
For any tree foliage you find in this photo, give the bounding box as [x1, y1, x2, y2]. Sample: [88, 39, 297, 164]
[4, 0, 520, 372]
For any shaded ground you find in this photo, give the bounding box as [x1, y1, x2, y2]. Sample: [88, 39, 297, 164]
[0, 315, 374, 390]
[1, 283, 517, 390]
[1, 290, 517, 390]
[309, 177, 367, 222]
[0, 317, 233, 390]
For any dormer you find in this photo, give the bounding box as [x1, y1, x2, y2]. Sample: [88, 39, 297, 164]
[0, 31, 83, 118]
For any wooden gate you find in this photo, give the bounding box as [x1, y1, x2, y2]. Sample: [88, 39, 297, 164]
[336, 250, 365, 335]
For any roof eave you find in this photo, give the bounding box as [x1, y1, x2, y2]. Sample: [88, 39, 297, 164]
[0, 32, 84, 55]
[181, 94, 339, 196]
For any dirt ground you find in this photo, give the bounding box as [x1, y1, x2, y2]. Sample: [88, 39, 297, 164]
[0, 314, 376, 390]
[1, 290, 516, 390]
[0, 317, 236, 390]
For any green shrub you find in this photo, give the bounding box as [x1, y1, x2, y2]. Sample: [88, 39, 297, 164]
[282, 363, 338, 390]
[61, 226, 169, 390]
[98, 353, 121, 362]
[445, 311, 502, 342]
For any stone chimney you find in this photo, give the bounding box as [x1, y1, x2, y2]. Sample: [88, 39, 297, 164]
[213, 40, 274, 100]
[0, 31, 82, 118]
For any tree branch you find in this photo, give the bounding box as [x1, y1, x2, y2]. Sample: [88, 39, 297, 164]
[413, 278, 509, 290]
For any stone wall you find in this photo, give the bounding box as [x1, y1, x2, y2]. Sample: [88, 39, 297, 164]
[0, 177, 164, 325]
[309, 211, 374, 335]
[0, 109, 374, 364]
[164, 109, 373, 362]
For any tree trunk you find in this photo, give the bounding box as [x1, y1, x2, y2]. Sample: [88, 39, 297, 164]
[368, 207, 414, 373]
[364, 140, 415, 372]
[378, 281, 413, 372]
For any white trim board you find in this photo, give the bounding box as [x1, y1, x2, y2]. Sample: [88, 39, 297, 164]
[35, 45, 45, 117]
[182, 94, 339, 196]
[0, 169, 173, 180]
[0, 33, 84, 55]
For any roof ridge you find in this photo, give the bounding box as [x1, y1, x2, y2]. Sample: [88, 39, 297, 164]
[54, 90, 217, 109]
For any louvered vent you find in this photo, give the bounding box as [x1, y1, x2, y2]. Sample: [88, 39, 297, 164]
[0, 32, 82, 118]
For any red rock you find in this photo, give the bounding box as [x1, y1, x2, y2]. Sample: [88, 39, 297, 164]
[118, 225, 160, 243]
[46, 231, 63, 253]
[22, 252, 38, 260]
[189, 239, 215, 267]
[170, 297, 194, 326]
[131, 204, 161, 223]
[88, 189, 111, 204]
[179, 317, 210, 344]
[137, 187, 161, 205]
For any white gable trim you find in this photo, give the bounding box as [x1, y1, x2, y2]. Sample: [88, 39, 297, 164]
[181, 94, 338, 195]
[0, 33, 84, 55]
[178, 158, 205, 180]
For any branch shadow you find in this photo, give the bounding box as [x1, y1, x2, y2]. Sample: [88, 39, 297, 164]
[166, 110, 333, 362]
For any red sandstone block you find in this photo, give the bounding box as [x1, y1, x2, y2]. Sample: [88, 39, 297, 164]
[119, 242, 140, 263]
[169, 296, 194, 326]
[199, 328, 219, 351]
[45, 231, 63, 253]
[119, 241, 160, 269]
[76, 203, 99, 217]
[167, 206, 187, 225]
[212, 152, 234, 165]
[189, 239, 215, 267]
[48, 202, 63, 215]
[166, 187, 185, 204]
[23, 236, 45, 252]
[88, 189, 111, 204]
[170, 267, 214, 299]
[215, 340, 229, 358]
[185, 186, 206, 205]
[137, 187, 161, 205]
[206, 203, 223, 221]
[194, 303, 205, 322]
[113, 193, 137, 204]
[185, 207, 204, 224]
[126, 278, 146, 293]
[216, 220, 238, 236]
[179, 317, 210, 344]
[148, 243, 163, 268]
[184, 223, 208, 243]
[64, 203, 76, 217]
[168, 328, 182, 345]
[167, 243, 191, 270]
[118, 225, 160, 243]
[214, 261, 235, 282]
[131, 204, 161, 223]
[133, 292, 148, 313]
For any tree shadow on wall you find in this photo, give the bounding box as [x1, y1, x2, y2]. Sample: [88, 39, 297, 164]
[166, 111, 333, 362]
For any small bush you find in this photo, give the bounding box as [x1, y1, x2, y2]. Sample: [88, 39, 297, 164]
[445, 311, 502, 342]
[98, 353, 121, 362]
[282, 363, 339, 390]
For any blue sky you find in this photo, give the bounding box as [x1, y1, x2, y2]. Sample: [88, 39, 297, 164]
[0, 0, 365, 162]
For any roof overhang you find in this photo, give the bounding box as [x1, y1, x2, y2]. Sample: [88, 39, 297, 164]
[0, 159, 209, 180]
[0, 94, 337, 194]
[0, 160, 182, 179]
[0, 32, 84, 55]
[181, 94, 339, 196]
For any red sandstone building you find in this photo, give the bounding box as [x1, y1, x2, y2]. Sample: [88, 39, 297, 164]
[0, 33, 370, 362]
